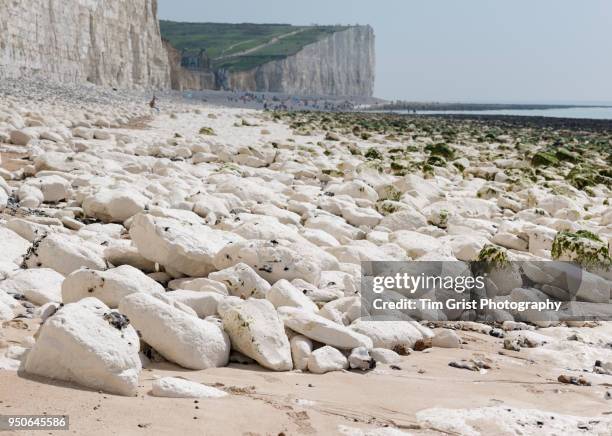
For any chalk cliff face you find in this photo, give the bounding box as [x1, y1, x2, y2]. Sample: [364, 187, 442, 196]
[0, 0, 169, 88]
[218, 26, 375, 97]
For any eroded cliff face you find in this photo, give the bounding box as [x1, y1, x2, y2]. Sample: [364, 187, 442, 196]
[0, 0, 169, 88]
[221, 26, 375, 97]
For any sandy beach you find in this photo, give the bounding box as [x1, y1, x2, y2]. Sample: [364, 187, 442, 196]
[1, 79, 611, 435]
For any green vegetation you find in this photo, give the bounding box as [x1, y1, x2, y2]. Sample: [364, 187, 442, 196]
[531, 150, 559, 167]
[199, 127, 215, 135]
[477, 244, 510, 268]
[425, 143, 456, 159]
[551, 230, 611, 269]
[160, 21, 349, 71]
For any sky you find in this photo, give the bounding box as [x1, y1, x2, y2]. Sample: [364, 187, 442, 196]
[158, 0, 612, 104]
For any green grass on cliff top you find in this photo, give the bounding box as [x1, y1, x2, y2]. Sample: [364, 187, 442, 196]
[160, 21, 349, 71]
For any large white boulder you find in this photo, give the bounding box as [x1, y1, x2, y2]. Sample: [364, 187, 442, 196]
[0, 227, 30, 265]
[24, 298, 141, 396]
[213, 240, 321, 285]
[120, 293, 230, 369]
[390, 231, 448, 259]
[130, 213, 242, 277]
[83, 190, 148, 223]
[151, 377, 227, 399]
[266, 279, 318, 312]
[278, 307, 373, 349]
[168, 277, 228, 295]
[103, 244, 156, 273]
[290, 335, 313, 371]
[26, 175, 71, 203]
[218, 298, 292, 371]
[0, 268, 63, 305]
[208, 263, 271, 299]
[351, 320, 432, 352]
[307, 346, 348, 374]
[432, 329, 462, 348]
[380, 210, 428, 232]
[24, 234, 106, 275]
[62, 265, 164, 308]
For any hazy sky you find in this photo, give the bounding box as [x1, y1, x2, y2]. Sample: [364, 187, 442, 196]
[158, 0, 612, 103]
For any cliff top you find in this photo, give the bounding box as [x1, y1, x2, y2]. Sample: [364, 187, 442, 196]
[160, 21, 358, 71]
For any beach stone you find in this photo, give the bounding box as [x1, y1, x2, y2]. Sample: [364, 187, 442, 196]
[328, 180, 378, 202]
[492, 232, 528, 251]
[0, 189, 7, 210]
[370, 348, 401, 364]
[130, 213, 242, 277]
[151, 377, 227, 399]
[432, 329, 462, 348]
[208, 263, 271, 299]
[213, 239, 321, 285]
[307, 346, 348, 374]
[341, 206, 383, 227]
[351, 320, 431, 353]
[380, 210, 428, 232]
[0, 227, 30, 265]
[62, 265, 164, 308]
[348, 347, 375, 370]
[119, 293, 230, 370]
[0, 268, 63, 305]
[24, 298, 141, 396]
[305, 214, 363, 241]
[167, 277, 228, 295]
[0, 301, 14, 321]
[290, 335, 313, 371]
[266, 279, 318, 312]
[17, 184, 43, 208]
[391, 231, 447, 259]
[9, 130, 32, 146]
[279, 307, 373, 349]
[0, 288, 19, 310]
[83, 190, 148, 223]
[103, 244, 156, 273]
[26, 175, 71, 203]
[164, 290, 224, 318]
[24, 233, 106, 275]
[218, 298, 292, 371]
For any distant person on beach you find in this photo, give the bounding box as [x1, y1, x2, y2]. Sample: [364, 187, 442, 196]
[149, 95, 159, 113]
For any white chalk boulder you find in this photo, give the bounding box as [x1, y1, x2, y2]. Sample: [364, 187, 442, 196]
[0, 268, 63, 305]
[83, 190, 148, 223]
[307, 346, 348, 374]
[62, 265, 164, 308]
[208, 263, 271, 299]
[151, 377, 227, 399]
[130, 213, 242, 277]
[24, 234, 106, 275]
[24, 298, 141, 396]
[218, 298, 292, 371]
[266, 279, 318, 312]
[120, 293, 230, 370]
[278, 307, 373, 349]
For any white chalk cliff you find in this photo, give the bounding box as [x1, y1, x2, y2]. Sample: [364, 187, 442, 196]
[218, 26, 376, 97]
[0, 0, 169, 88]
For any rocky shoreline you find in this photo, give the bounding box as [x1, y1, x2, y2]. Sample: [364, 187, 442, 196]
[1, 80, 611, 435]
